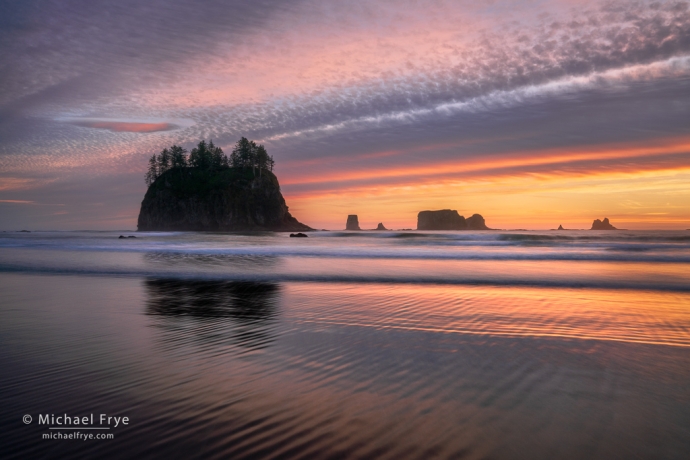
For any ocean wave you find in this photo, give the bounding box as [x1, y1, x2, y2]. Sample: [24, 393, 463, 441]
[315, 231, 690, 242]
[2, 244, 690, 262]
[1, 241, 690, 262]
[3, 231, 690, 246]
[2, 263, 690, 292]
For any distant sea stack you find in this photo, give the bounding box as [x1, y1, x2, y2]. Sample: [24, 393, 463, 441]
[417, 210, 489, 230]
[591, 218, 617, 230]
[558, 225, 565, 230]
[137, 168, 311, 232]
[466, 214, 488, 230]
[346, 215, 361, 230]
[375, 223, 388, 230]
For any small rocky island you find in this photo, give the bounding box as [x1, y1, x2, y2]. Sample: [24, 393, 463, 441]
[591, 217, 617, 230]
[346, 215, 361, 230]
[417, 210, 489, 230]
[138, 139, 311, 232]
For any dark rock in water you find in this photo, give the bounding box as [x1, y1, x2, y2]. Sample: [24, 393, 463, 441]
[417, 210, 489, 230]
[591, 218, 617, 230]
[466, 214, 489, 230]
[375, 223, 387, 230]
[137, 167, 311, 232]
[119, 235, 137, 239]
[558, 225, 565, 230]
[346, 215, 361, 230]
[290, 233, 308, 238]
[19, 230, 30, 233]
[417, 210, 465, 230]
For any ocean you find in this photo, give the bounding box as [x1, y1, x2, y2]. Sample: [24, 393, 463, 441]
[1, 230, 689, 458]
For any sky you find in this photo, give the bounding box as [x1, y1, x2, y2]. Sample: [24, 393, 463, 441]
[1, 0, 689, 230]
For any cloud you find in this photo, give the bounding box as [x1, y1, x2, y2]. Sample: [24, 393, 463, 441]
[280, 139, 690, 197]
[0, 199, 65, 206]
[69, 121, 179, 133]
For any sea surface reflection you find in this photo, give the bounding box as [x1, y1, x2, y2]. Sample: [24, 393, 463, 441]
[145, 279, 280, 352]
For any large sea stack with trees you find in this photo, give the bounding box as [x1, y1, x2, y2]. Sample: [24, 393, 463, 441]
[137, 138, 311, 232]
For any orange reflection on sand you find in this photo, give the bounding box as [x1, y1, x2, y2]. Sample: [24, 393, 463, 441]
[286, 282, 690, 347]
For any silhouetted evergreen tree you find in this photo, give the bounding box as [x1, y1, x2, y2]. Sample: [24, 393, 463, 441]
[209, 140, 227, 169]
[231, 137, 254, 170]
[189, 140, 210, 170]
[255, 144, 269, 177]
[169, 145, 188, 169]
[157, 148, 171, 175]
[145, 154, 158, 186]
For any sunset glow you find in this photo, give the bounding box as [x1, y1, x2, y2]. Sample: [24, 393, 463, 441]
[1, 0, 689, 230]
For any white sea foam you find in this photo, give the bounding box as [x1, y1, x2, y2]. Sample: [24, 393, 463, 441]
[0, 230, 688, 291]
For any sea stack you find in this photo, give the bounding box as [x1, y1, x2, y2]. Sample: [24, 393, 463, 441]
[346, 215, 361, 230]
[558, 225, 564, 230]
[591, 218, 617, 230]
[417, 210, 489, 230]
[375, 223, 388, 230]
[417, 210, 465, 230]
[466, 214, 489, 230]
[137, 168, 311, 232]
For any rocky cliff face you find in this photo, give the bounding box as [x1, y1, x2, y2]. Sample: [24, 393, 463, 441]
[417, 210, 489, 230]
[137, 167, 311, 231]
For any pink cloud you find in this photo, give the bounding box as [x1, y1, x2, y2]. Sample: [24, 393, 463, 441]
[72, 121, 178, 133]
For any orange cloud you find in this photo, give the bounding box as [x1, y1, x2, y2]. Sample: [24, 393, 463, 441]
[281, 136, 690, 188]
[72, 121, 178, 133]
[0, 178, 54, 191]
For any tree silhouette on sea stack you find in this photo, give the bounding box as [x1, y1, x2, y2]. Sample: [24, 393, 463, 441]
[145, 138, 275, 186]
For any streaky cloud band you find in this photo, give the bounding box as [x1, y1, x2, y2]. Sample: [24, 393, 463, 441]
[68, 121, 180, 133]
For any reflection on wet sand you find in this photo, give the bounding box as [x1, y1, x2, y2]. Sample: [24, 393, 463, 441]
[144, 252, 279, 269]
[143, 252, 280, 272]
[145, 279, 280, 352]
[2, 274, 690, 459]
